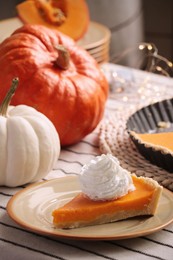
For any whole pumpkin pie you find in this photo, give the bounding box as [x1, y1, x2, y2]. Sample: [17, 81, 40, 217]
[130, 131, 173, 154]
[52, 154, 162, 229]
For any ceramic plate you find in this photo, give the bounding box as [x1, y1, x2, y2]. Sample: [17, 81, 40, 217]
[0, 17, 23, 42]
[77, 21, 111, 50]
[7, 176, 173, 240]
[0, 18, 110, 49]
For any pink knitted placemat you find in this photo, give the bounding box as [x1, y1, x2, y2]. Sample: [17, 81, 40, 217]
[99, 111, 173, 191]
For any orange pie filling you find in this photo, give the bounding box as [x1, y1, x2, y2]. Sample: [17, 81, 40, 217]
[52, 175, 162, 228]
[130, 132, 173, 153]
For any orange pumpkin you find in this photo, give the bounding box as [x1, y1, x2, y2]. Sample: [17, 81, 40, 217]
[0, 25, 108, 146]
[16, 0, 89, 41]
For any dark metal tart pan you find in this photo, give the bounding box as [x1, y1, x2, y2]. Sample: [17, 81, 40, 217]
[126, 98, 173, 173]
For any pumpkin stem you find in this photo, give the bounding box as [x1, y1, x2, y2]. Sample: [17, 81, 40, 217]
[54, 45, 70, 70]
[0, 78, 19, 117]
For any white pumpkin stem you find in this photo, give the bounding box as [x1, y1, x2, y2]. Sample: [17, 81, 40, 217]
[0, 78, 19, 116]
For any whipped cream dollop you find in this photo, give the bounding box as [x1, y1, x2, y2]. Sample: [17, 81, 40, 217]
[79, 154, 135, 201]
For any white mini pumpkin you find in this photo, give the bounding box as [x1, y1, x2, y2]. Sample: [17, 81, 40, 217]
[0, 78, 60, 187]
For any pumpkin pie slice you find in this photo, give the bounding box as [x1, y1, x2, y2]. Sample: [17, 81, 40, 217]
[52, 174, 162, 229]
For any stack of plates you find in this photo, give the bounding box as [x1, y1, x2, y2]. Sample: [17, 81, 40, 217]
[0, 18, 111, 65]
[77, 21, 111, 64]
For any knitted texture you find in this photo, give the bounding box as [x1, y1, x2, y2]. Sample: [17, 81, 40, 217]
[99, 111, 173, 191]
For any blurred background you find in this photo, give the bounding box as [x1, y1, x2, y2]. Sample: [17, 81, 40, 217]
[0, 0, 172, 67]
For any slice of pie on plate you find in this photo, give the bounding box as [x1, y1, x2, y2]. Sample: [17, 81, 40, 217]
[52, 174, 162, 229]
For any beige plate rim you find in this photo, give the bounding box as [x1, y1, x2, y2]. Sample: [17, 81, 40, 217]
[0, 17, 111, 50]
[7, 176, 173, 241]
[0, 17, 23, 43]
[88, 45, 110, 56]
[77, 21, 111, 49]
